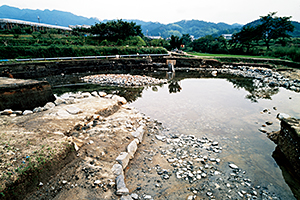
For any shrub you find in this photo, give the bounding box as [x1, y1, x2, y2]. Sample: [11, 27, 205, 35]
[0, 45, 168, 59]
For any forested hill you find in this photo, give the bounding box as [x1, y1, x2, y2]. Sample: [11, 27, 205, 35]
[0, 5, 99, 27]
[1, 5, 300, 38]
[0, 5, 242, 37]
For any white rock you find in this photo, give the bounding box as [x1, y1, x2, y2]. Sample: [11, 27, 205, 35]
[23, 110, 33, 115]
[112, 164, 123, 176]
[229, 164, 239, 169]
[116, 152, 130, 169]
[127, 139, 138, 159]
[131, 125, 145, 143]
[44, 102, 55, 110]
[54, 98, 66, 106]
[277, 113, 291, 120]
[66, 106, 82, 115]
[94, 180, 101, 185]
[98, 91, 107, 97]
[81, 92, 91, 98]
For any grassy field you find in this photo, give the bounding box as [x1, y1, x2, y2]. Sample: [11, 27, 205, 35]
[188, 52, 279, 60]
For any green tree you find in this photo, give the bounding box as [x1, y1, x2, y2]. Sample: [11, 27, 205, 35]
[232, 25, 260, 53]
[181, 34, 192, 47]
[90, 20, 143, 42]
[258, 12, 294, 50]
[170, 35, 183, 49]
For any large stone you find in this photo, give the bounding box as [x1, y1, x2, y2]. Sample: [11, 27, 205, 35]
[268, 117, 300, 178]
[112, 95, 127, 105]
[112, 164, 123, 176]
[131, 125, 145, 143]
[66, 106, 83, 115]
[44, 102, 55, 110]
[54, 97, 66, 106]
[116, 152, 130, 169]
[127, 139, 138, 159]
[121, 195, 133, 200]
[0, 109, 13, 115]
[116, 175, 129, 196]
[0, 77, 55, 111]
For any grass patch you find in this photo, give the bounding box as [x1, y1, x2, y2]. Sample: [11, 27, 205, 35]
[188, 52, 278, 59]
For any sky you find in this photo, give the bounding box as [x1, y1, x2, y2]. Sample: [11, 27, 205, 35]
[1, 0, 299, 25]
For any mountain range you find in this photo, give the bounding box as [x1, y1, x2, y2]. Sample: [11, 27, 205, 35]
[1, 5, 299, 38]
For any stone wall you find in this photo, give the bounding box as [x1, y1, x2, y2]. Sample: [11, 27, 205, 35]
[0, 58, 153, 79]
[268, 117, 300, 178]
[0, 77, 55, 111]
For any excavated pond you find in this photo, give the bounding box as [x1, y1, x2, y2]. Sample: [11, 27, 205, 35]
[51, 71, 300, 199]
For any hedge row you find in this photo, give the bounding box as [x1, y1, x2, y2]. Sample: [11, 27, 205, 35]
[0, 45, 168, 59]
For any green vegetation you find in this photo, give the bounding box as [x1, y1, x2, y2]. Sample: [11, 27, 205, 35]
[0, 19, 167, 59]
[188, 52, 277, 59]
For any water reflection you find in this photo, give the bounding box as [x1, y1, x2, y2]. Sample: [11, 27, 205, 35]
[168, 81, 182, 93]
[227, 78, 280, 102]
[272, 147, 300, 199]
[51, 71, 282, 104]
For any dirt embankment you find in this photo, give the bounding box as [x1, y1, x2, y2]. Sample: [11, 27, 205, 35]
[0, 93, 137, 199]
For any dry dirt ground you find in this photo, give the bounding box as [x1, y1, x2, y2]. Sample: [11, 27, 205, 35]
[0, 94, 148, 200]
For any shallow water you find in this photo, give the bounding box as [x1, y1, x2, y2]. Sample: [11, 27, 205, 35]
[128, 74, 300, 199]
[52, 71, 300, 199]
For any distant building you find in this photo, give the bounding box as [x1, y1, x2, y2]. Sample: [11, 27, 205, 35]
[69, 25, 91, 29]
[146, 36, 163, 40]
[222, 34, 233, 40]
[0, 18, 72, 32]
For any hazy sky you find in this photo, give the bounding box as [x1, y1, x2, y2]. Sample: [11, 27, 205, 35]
[1, 0, 299, 24]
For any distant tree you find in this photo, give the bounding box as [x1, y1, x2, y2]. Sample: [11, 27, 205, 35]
[170, 35, 183, 49]
[232, 25, 261, 53]
[233, 12, 294, 51]
[181, 34, 192, 46]
[257, 12, 294, 50]
[90, 19, 143, 41]
[192, 35, 215, 53]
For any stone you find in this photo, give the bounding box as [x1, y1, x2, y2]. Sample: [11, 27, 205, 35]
[266, 121, 273, 125]
[44, 102, 55, 110]
[54, 98, 66, 106]
[98, 92, 107, 97]
[23, 110, 33, 115]
[112, 95, 127, 105]
[131, 193, 139, 200]
[127, 140, 138, 159]
[116, 152, 130, 169]
[144, 195, 153, 199]
[13, 110, 22, 115]
[33, 107, 43, 113]
[229, 164, 239, 169]
[91, 91, 99, 97]
[277, 113, 290, 120]
[131, 125, 145, 143]
[155, 135, 166, 141]
[258, 128, 267, 133]
[116, 175, 129, 196]
[94, 180, 101, 185]
[82, 92, 91, 98]
[121, 195, 133, 200]
[112, 164, 123, 176]
[66, 106, 82, 115]
[0, 109, 13, 115]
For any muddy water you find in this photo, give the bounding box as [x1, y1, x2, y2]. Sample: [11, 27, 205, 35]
[129, 76, 300, 199]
